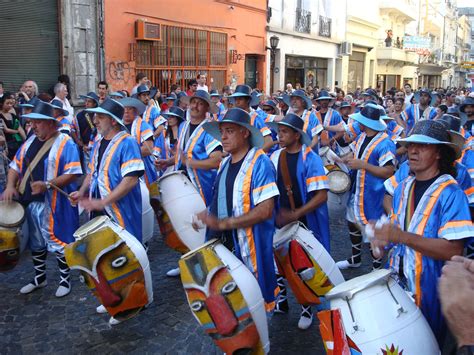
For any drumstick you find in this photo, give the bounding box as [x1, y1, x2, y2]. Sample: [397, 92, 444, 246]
[48, 182, 73, 200]
[1, 151, 11, 164]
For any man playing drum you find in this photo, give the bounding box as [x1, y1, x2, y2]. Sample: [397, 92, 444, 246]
[314, 90, 342, 147]
[371, 119, 474, 346]
[336, 103, 396, 270]
[3, 101, 82, 297]
[196, 107, 280, 314]
[267, 113, 330, 329]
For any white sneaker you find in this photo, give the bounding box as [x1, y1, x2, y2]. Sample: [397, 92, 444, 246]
[298, 313, 313, 330]
[166, 267, 180, 277]
[96, 304, 108, 314]
[109, 316, 122, 325]
[336, 259, 361, 270]
[55, 284, 71, 298]
[20, 281, 47, 294]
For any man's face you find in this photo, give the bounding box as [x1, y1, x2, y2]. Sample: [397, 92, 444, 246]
[393, 100, 403, 112]
[23, 81, 35, 97]
[31, 120, 56, 141]
[278, 126, 300, 148]
[190, 83, 198, 93]
[464, 105, 474, 118]
[419, 93, 431, 106]
[219, 123, 249, 154]
[138, 92, 150, 105]
[98, 84, 108, 98]
[93, 113, 116, 137]
[57, 86, 68, 100]
[407, 143, 439, 175]
[178, 99, 188, 110]
[318, 99, 329, 109]
[123, 107, 137, 124]
[290, 97, 305, 112]
[404, 85, 412, 94]
[85, 98, 97, 109]
[139, 77, 149, 85]
[394, 91, 405, 100]
[447, 93, 456, 104]
[167, 99, 175, 108]
[211, 96, 220, 104]
[340, 107, 351, 117]
[189, 97, 208, 119]
[234, 97, 250, 111]
[198, 76, 206, 86]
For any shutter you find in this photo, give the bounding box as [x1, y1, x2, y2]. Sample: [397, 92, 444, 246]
[0, 0, 60, 94]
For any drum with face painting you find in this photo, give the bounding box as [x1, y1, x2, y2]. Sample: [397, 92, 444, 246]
[158, 171, 206, 250]
[139, 178, 154, 244]
[179, 239, 270, 354]
[64, 216, 153, 323]
[0, 201, 24, 271]
[273, 222, 345, 305]
[319, 269, 440, 354]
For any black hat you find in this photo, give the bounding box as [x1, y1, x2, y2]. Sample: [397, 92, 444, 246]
[266, 113, 312, 146]
[80, 92, 100, 106]
[436, 114, 465, 152]
[165, 92, 178, 101]
[228, 85, 252, 98]
[203, 107, 264, 148]
[189, 90, 217, 113]
[290, 89, 312, 109]
[86, 98, 125, 127]
[339, 101, 352, 109]
[50, 99, 69, 116]
[163, 106, 185, 123]
[19, 96, 40, 109]
[362, 89, 378, 100]
[118, 97, 147, 116]
[349, 103, 387, 131]
[460, 97, 474, 113]
[209, 89, 221, 97]
[23, 101, 57, 121]
[135, 84, 157, 99]
[316, 90, 332, 101]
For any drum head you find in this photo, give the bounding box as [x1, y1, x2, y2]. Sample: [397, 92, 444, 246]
[157, 170, 184, 184]
[273, 222, 300, 247]
[73, 215, 109, 239]
[0, 201, 25, 228]
[325, 269, 391, 300]
[327, 169, 351, 194]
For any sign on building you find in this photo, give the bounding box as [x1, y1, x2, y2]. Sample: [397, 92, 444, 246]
[403, 36, 431, 55]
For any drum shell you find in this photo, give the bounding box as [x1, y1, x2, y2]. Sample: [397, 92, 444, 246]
[327, 272, 440, 354]
[0, 227, 20, 271]
[155, 200, 189, 254]
[180, 240, 270, 354]
[273, 222, 344, 305]
[325, 165, 350, 217]
[0, 201, 25, 228]
[140, 179, 154, 243]
[158, 172, 206, 250]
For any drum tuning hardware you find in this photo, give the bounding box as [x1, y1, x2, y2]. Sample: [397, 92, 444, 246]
[385, 282, 405, 317]
[345, 296, 362, 332]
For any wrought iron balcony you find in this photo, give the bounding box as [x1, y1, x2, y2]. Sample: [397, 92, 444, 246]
[295, 8, 311, 34]
[319, 15, 331, 38]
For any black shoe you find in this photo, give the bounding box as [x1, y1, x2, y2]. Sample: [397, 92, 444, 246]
[274, 299, 289, 314]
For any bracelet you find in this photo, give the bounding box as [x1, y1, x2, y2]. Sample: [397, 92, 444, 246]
[45, 181, 51, 190]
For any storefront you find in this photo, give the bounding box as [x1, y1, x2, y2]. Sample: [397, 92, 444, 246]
[285, 55, 328, 89]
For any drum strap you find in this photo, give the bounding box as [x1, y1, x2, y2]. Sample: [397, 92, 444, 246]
[18, 134, 57, 195]
[279, 150, 296, 211]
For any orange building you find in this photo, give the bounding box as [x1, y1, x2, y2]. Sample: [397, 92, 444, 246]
[103, 0, 268, 94]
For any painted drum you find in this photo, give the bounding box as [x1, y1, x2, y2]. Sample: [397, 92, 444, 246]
[0, 201, 25, 228]
[158, 171, 206, 250]
[0, 201, 24, 272]
[179, 239, 270, 354]
[273, 222, 345, 306]
[65, 216, 153, 322]
[325, 165, 351, 217]
[322, 269, 440, 354]
[140, 178, 154, 244]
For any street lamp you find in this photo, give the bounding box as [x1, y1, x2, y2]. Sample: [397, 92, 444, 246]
[266, 35, 280, 95]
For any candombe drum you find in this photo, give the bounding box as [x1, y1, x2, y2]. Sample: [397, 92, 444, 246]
[158, 171, 206, 250]
[179, 239, 270, 354]
[318, 269, 440, 354]
[273, 222, 344, 305]
[65, 216, 153, 323]
[0, 201, 25, 271]
[325, 165, 351, 216]
[139, 178, 154, 244]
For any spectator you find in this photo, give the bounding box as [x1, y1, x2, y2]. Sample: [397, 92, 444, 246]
[53, 83, 74, 119]
[49, 74, 71, 100]
[0, 92, 26, 160]
[384, 29, 393, 47]
[404, 83, 414, 105]
[18, 80, 38, 104]
[97, 81, 108, 104]
[0, 81, 4, 99]
[131, 72, 149, 95]
[186, 79, 198, 96]
[196, 74, 209, 92]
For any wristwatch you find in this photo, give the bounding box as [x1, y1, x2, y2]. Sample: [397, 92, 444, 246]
[45, 181, 51, 190]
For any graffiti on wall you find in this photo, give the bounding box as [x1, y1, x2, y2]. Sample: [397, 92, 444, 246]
[108, 61, 132, 84]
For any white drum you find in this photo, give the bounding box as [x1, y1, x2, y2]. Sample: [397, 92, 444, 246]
[140, 178, 154, 243]
[179, 239, 269, 354]
[325, 165, 351, 216]
[158, 171, 206, 250]
[273, 222, 344, 305]
[324, 269, 440, 354]
[0, 201, 25, 228]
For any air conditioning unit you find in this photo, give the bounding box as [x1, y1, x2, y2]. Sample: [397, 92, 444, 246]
[135, 20, 161, 41]
[340, 41, 353, 56]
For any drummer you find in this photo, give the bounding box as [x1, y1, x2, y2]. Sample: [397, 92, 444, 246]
[267, 113, 330, 329]
[196, 107, 280, 314]
[314, 90, 342, 147]
[336, 103, 396, 270]
[371, 119, 474, 346]
[3, 101, 82, 297]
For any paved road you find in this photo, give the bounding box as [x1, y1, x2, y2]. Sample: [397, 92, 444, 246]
[0, 211, 378, 354]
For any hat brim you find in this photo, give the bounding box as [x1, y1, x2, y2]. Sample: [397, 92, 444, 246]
[162, 112, 184, 122]
[51, 105, 69, 117]
[350, 112, 387, 131]
[108, 92, 125, 99]
[118, 98, 147, 116]
[19, 104, 34, 108]
[289, 94, 312, 110]
[80, 95, 100, 104]
[316, 96, 333, 101]
[381, 114, 394, 120]
[86, 107, 125, 128]
[203, 120, 264, 149]
[266, 121, 312, 146]
[228, 92, 251, 98]
[397, 134, 462, 159]
[189, 96, 218, 114]
[460, 101, 474, 113]
[23, 113, 57, 121]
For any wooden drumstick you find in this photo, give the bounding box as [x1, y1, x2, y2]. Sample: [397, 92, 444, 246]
[48, 182, 73, 200]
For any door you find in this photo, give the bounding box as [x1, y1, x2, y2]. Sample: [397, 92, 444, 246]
[245, 55, 258, 89]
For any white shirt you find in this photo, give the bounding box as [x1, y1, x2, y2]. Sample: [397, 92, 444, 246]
[197, 84, 208, 92]
[53, 96, 74, 120]
[404, 93, 414, 105]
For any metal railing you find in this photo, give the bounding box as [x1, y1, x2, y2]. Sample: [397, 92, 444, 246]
[295, 8, 311, 34]
[319, 15, 331, 38]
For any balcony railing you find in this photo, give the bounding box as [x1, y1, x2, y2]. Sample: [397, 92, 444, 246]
[295, 8, 311, 34]
[319, 15, 331, 38]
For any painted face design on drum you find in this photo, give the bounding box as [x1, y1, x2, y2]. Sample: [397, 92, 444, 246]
[64, 227, 148, 321]
[179, 248, 262, 354]
[0, 229, 20, 271]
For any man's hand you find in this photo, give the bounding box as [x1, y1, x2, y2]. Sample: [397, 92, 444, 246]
[2, 186, 18, 202]
[194, 210, 226, 231]
[69, 191, 81, 207]
[370, 220, 401, 258]
[80, 198, 106, 212]
[344, 158, 366, 170]
[30, 181, 47, 195]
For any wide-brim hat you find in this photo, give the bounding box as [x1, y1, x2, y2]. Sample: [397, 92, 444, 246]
[397, 119, 462, 159]
[135, 84, 157, 99]
[119, 97, 146, 116]
[436, 114, 465, 147]
[177, 91, 191, 104]
[209, 89, 221, 98]
[109, 91, 125, 99]
[19, 97, 40, 109]
[86, 98, 125, 128]
[23, 101, 57, 121]
[414, 89, 436, 106]
[203, 107, 264, 148]
[80, 92, 100, 105]
[228, 85, 252, 99]
[290, 89, 312, 110]
[266, 113, 312, 146]
[262, 100, 280, 115]
[162, 106, 185, 123]
[339, 101, 352, 109]
[316, 90, 332, 101]
[165, 93, 178, 101]
[350, 103, 387, 131]
[378, 105, 394, 120]
[189, 90, 217, 114]
[460, 97, 474, 113]
[362, 89, 378, 100]
[250, 91, 262, 107]
[50, 99, 69, 117]
[280, 94, 291, 107]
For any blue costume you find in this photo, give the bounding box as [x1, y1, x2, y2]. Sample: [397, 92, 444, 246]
[142, 104, 162, 129]
[389, 174, 474, 343]
[270, 146, 331, 252]
[89, 131, 144, 240]
[401, 104, 436, 133]
[315, 108, 342, 140]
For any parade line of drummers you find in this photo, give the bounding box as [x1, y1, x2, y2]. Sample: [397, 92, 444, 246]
[0, 75, 474, 354]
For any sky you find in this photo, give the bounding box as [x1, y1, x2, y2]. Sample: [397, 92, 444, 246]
[457, 0, 473, 8]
